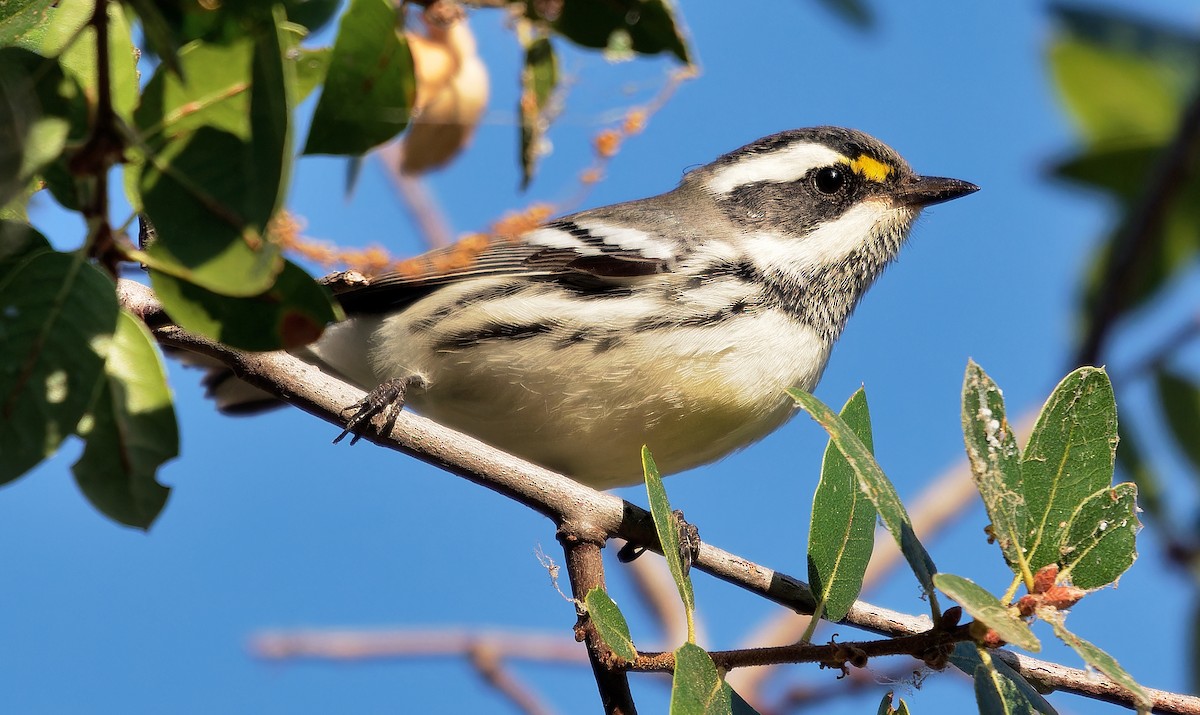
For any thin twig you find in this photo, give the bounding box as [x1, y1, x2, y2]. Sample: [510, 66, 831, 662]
[561, 538, 636, 715]
[252, 628, 587, 664]
[116, 279, 1200, 715]
[470, 644, 560, 715]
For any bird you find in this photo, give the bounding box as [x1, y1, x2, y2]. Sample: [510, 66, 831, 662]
[209, 126, 978, 489]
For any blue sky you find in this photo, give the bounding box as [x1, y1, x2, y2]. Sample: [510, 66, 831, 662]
[5, 1, 1197, 713]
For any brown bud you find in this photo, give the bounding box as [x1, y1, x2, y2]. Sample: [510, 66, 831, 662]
[1032, 564, 1059, 594]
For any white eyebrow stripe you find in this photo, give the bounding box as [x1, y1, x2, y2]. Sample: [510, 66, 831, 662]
[705, 142, 845, 195]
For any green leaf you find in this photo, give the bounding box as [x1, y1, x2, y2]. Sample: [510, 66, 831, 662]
[0, 219, 51, 277]
[807, 388, 876, 623]
[248, 6, 294, 229]
[961, 360, 1030, 578]
[302, 0, 414, 155]
[788, 388, 940, 614]
[121, 0, 183, 76]
[552, 0, 691, 64]
[62, 0, 140, 122]
[1048, 28, 1183, 147]
[133, 34, 287, 297]
[0, 0, 56, 47]
[1022, 367, 1118, 574]
[1058, 483, 1138, 589]
[975, 662, 1043, 715]
[933, 573, 1040, 652]
[150, 259, 340, 351]
[292, 46, 331, 102]
[1047, 616, 1152, 712]
[72, 310, 175, 529]
[518, 33, 557, 189]
[1156, 368, 1200, 476]
[0, 251, 118, 483]
[584, 588, 637, 662]
[0, 47, 77, 208]
[671, 642, 729, 715]
[950, 643, 1058, 715]
[643, 445, 696, 624]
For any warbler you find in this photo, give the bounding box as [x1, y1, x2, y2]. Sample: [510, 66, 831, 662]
[210, 127, 977, 488]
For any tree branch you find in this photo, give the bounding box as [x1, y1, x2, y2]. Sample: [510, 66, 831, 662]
[1074, 91, 1200, 368]
[118, 279, 1200, 714]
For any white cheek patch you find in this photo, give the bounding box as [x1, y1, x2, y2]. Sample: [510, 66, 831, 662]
[743, 201, 903, 273]
[705, 142, 845, 195]
[574, 222, 676, 260]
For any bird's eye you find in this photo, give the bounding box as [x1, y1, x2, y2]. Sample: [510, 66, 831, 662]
[813, 166, 847, 195]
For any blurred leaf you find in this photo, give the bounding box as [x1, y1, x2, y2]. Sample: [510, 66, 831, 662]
[1058, 483, 1138, 589]
[933, 573, 1040, 651]
[519, 33, 557, 189]
[813, 0, 873, 29]
[0, 47, 77, 208]
[0, 0, 56, 46]
[1156, 368, 1200, 476]
[1048, 8, 1194, 147]
[303, 0, 414, 155]
[122, 0, 183, 75]
[0, 251, 118, 483]
[293, 46, 331, 101]
[150, 259, 340, 351]
[1047, 616, 1152, 711]
[950, 644, 1058, 715]
[1051, 144, 1156, 200]
[134, 37, 285, 296]
[807, 387, 876, 622]
[39, 0, 140, 124]
[552, 0, 691, 64]
[73, 310, 175, 529]
[248, 7, 294, 228]
[962, 360, 1030, 578]
[584, 588, 637, 662]
[1022, 367, 1118, 574]
[1051, 4, 1200, 96]
[974, 662, 1042, 715]
[0, 220, 51, 277]
[643, 445, 696, 625]
[671, 642, 729, 715]
[12, 0, 89, 55]
[284, 0, 340, 33]
[789, 388, 940, 612]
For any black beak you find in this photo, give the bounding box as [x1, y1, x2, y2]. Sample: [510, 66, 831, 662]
[895, 175, 979, 208]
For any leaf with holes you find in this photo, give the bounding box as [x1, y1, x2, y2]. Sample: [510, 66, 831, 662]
[73, 310, 175, 529]
[1022, 367, 1118, 574]
[1058, 483, 1138, 589]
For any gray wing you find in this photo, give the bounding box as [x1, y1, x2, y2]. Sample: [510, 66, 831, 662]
[330, 213, 680, 314]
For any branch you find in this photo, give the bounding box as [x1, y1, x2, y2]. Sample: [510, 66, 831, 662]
[1074, 91, 1200, 367]
[118, 279, 1200, 714]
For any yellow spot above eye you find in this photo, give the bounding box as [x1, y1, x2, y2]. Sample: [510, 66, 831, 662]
[847, 154, 891, 183]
